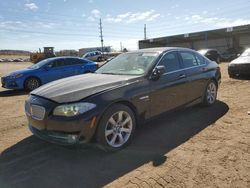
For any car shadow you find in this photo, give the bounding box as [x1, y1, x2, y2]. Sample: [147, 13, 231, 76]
[230, 75, 250, 80]
[0, 89, 29, 97]
[0, 101, 229, 188]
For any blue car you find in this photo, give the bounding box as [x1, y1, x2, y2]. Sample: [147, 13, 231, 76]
[1, 57, 98, 90]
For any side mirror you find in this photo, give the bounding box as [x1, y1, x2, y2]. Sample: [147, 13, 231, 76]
[151, 65, 166, 80]
[44, 64, 53, 70]
[237, 53, 241, 57]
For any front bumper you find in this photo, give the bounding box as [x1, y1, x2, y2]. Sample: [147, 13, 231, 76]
[1, 76, 24, 89]
[26, 95, 99, 145]
[228, 63, 250, 76]
[29, 125, 80, 145]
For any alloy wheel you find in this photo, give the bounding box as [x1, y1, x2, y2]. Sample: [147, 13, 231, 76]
[27, 78, 40, 90]
[206, 82, 217, 104]
[105, 111, 133, 148]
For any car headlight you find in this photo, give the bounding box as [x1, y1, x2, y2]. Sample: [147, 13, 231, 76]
[53, 102, 96, 117]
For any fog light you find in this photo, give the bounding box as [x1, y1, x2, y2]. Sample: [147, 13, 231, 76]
[69, 135, 78, 141]
[71, 135, 77, 140]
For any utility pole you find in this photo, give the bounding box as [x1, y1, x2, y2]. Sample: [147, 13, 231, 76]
[99, 18, 104, 56]
[120, 42, 123, 52]
[144, 24, 147, 40]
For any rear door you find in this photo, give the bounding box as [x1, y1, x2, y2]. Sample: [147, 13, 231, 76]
[149, 51, 188, 117]
[62, 58, 79, 78]
[70, 58, 88, 75]
[179, 50, 208, 102]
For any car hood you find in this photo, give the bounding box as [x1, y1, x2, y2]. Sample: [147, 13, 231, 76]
[31, 73, 140, 103]
[5, 68, 33, 77]
[230, 56, 250, 64]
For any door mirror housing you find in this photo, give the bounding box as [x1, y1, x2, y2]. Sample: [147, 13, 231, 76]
[44, 64, 53, 70]
[151, 65, 166, 80]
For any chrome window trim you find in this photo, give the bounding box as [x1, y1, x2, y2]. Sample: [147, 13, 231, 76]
[162, 64, 206, 76]
[152, 50, 207, 76]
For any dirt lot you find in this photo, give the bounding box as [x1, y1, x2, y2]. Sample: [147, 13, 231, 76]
[0, 62, 249, 188]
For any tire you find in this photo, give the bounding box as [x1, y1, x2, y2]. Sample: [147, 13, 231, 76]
[24, 77, 41, 91]
[97, 57, 102, 62]
[96, 104, 136, 151]
[202, 80, 217, 106]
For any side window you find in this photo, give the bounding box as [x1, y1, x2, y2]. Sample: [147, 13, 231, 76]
[72, 59, 85, 65]
[194, 53, 206, 65]
[159, 51, 181, 72]
[180, 51, 199, 68]
[64, 59, 74, 66]
[46, 61, 54, 68]
[53, 59, 65, 67]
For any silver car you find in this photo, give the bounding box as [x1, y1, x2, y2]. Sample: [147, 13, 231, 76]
[82, 51, 104, 62]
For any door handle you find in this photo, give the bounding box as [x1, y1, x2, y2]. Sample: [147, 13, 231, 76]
[179, 74, 186, 79]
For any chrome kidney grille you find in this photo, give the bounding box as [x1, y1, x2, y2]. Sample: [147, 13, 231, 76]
[25, 101, 31, 116]
[25, 101, 45, 120]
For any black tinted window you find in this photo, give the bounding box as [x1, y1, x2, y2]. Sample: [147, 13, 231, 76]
[64, 59, 73, 66]
[159, 52, 181, 72]
[72, 58, 85, 65]
[180, 51, 199, 68]
[53, 59, 65, 67]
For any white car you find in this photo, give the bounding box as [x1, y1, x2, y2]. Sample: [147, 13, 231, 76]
[228, 48, 250, 78]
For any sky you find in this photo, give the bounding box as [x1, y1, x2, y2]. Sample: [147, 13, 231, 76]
[0, 0, 250, 52]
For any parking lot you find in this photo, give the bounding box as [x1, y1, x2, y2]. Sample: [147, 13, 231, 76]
[0, 61, 249, 187]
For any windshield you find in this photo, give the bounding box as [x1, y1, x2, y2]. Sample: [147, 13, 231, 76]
[96, 52, 159, 75]
[241, 49, 250, 57]
[29, 59, 51, 69]
[197, 49, 208, 55]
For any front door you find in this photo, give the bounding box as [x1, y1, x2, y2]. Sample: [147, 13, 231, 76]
[149, 51, 188, 117]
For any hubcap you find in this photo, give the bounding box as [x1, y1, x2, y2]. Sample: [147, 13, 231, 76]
[28, 79, 39, 90]
[105, 111, 133, 147]
[207, 82, 217, 104]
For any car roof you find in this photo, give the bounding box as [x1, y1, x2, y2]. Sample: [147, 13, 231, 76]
[47, 56, 82, 61]
[129, 47, 196, 54]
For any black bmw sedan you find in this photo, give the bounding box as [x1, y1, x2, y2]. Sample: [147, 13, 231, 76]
[25, 47, 221, 150]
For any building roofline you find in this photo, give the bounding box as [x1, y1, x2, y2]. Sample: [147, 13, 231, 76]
[139, 24, 250, 42]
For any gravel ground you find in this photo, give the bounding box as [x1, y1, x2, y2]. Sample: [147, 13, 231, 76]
[0, 62, 249, 188]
